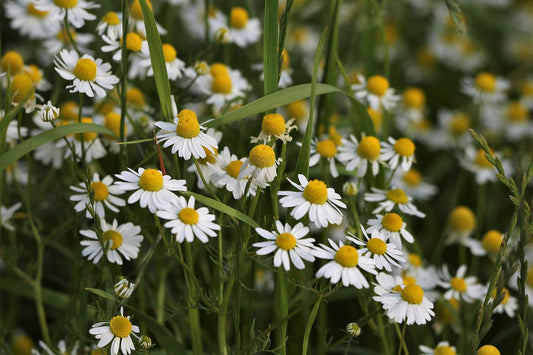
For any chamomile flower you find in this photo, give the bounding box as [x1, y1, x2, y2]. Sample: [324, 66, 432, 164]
[24, 64, 51, 92]
[97, 11, 122, 38]
[314, 238, 376, 288]
[54, 50, 119, 97]
[364, 187, 426, 218]
[101, 32, 147, 63]
[309, 138, 341, 178]
[461, 72, 509, 104]
[210, 147, 257, 199]
[278, 174, 347, 228]
[155, 107, 218, 160]
[253, 221, 315, 271]
[89, 307, 140, 355]
[115, 167, 186, 213]
[397, 87, 426, 122]
[392, 169, 437, 201]
[349, 226, 405, 271]
[114, 277, 136, 299]
[466, 230, 504, 257]
[460, 147, 511, 185]
[34, 0, 99, 29]
[490, 287, 518, 317]
[186, 128, 222, 189]
[69, 173, 125, 219]
[251, 113, 297, 144]
[128, 0, 167, 37]
[157, 196, 220, 244]
[337, 135, 384, 177]
[282, 100, 310, 133]
[482, 101, 533, 140]
[429, 110, 472, 150]
[477, 345, 501, 355]
[147, 44, 185, 80]
[352, 75, 400, 111]
[1, 202, 21, 231]
[373, 272, 434, 325]
[1, 51, 24, 76]
[419, 341, 458, 355]
[238, 144, 280, 189]
[9, 73, 37, 113]
[446, 206, 476, 245]
[366, 213, 414, 248]
[439, 265, 484, 303]
[43, 28, 94, 58]
[380, 137, 416, 171]
[5, 0, 60, 39]
[80, 219, 143, 265]
[222, 7, 261, 48]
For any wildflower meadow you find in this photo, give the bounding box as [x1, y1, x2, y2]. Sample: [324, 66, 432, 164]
[1, 0, 533, 354]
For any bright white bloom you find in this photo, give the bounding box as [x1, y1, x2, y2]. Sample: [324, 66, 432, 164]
[349, 226, 405, 271]
[380, 137, 416, 171]
[238, 144, 280, 189]
[428, 109, 472, 150]
[251, 113, 297, 144]
[278, 174, 347, 228]
[392, 169, 437, 201]
[54, 50, 119, 97]
[210, 147, 257, 199]
[396, 87, 426, 123]
[4, 0, 60, 39]
[439, 265, 485, 303]
[459, 146, 512, 185]
[253, 221, 315, 271]
[314, 238, 376, 288]
[89, 307, 140, 355]
[352, 75, 400, 111]
[34, 0, 99, 29]
[373, 272, 434, 325]
[96, 11, 122, 39]
[337, 135, 384, 177]
[157, 196, 220, 244]
[364, 187, 425, 218]
[80, 219, 143, 265]
[209, 6, 261, 47]
[115, 167, 186, 213]
[465, 230, 503, 257]
[186, 128, 222, 189]
[70, 173, 125, 219]
[308, 138, 341, 178]
[114, 278, 136, 299]
[461, 72, 509, 104]
[1, 202, 21, 231]
[481, 101, 533, 140]
[419, 341, 458, 355]
[39, 101, 59, 122]
[101, 32, 148, 63]
[366, 213, 414, 248]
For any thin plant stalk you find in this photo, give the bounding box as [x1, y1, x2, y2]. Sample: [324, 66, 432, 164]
[277, 269, 289, 355]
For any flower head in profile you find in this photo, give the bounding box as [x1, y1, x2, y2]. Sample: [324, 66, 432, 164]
[461, 72, 509, 104]
[419, 341, 457, 355]
[349, 226, 405, 271]
[239, 144, 280, 189]
[4, 0, 60, 39]
[89, 307, 140, 355]
[438, 265, 484, 303]
[380, 137, 416, 171]
[364, 187, 425, 218]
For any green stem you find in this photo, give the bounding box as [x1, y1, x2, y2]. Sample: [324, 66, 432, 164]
[217, 214, 228, 355]
[263, 0, 279, 113]
[395, 322, 408, 355]
[277, 270, 289, 355]
[302, 296, 321, 355]
[78, 93, 85, 162]
[377, 313, 391, 355]
[119, 0, 130, 170]
[63, 11, 80, 53]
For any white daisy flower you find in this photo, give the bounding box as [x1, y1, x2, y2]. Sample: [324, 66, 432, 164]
[461, 72, 509, 104]
[34, 0, 99, 29]
[428, 109, 472, 150]
[210, 147, 257, 199]
[114, 277, 136, 299]
[54, 50, 119, 98]
[366, 212, 414, 248]
[8, 73, 38, 113]
[465, 230, 503, 256]
[392, 169, 438, 201]
[101, 32, 148, 63]
[352, 74, 400, 111]
[80, 219, 143, 265]
[4, 0, 60, 39]
[96, 11, 122, 39]
[349, 226, 405, 271]
[148, 43, 186, 81]
[419, 341, 458, 355]
[396, 87, 426, 123]
[253, 221, 315, 271]
[156, 196, 220, 244]
[186, 128, 223, 189]
[489, 287, 518, 317]
[89, 307, 140, 355]
[24, 64, 51, 92]
[380, 137, 416, 171]
[6, 119, 28, 144]
[439, 265, 485, 303]
[337, 135, 384, 177]
[364, 187, 425, 218]
[280, 99, 311, 133]
[56, 117, 107, 163]
[238, 144, 280, 189]
[1, 202, 22, 231]
[69, 173, 125, 219]
[373, 272, 434, 325]
[481, 101, 533, 140]
[32, 340, 78, 355]
[115, 167, 186, 213]
[278, 174, 347, 228]
[251, 113, 297, 144]
[209, 6, 261, 48]
[308, 138, 341, 178]
[459, 146, 512, 185]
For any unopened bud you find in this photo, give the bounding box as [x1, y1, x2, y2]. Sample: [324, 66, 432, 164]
[346, 322, 361, 337]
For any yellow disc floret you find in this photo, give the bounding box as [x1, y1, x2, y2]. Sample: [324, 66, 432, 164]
[262, 113, 286, 136]
[226, 160, 244, 178]
[25, 64, 42, 83]
[176, 109, 201, 138]
[408, 253, 422, 267]
[73, 58, 97, 81]
[329, 126, 342, 146]
[104, 112, 125, 139]
[138, 169, 163, 191]
[449, 113, 471, 136]
[448, 206, 476, 232]
[382, 212, 403, 232]
[1, 51, 24, 75]
[367, 75, 390, 97]
[130, 0, 152, 20]
[90, 181, 109, 201]
[230, 7, 249, 29]
[386, 188, 408, 204]
[27, 3, 48, 17]
[109, 315, 132, 338]
[60, 101, 78, 121]
[211, 74, 232, 94]
[481, 230, 503, 253]
[450, 277, 467, 293]
[197, 146, 218, 164]
[53, 0, 78, 8]
[162, 44, 177, 62]
[126, 87, 145, 108]
[248, 144, 276, 168]
[276, 232, 297, 250]
[402, 169, 422, 187]
[178, 208, 199, 225]
[281, 49, 290, 71]
[126, 32, 143, 52]
[335, 245, 359, 267]
[507, 102, 528, 122]
[102, 230, 123, 250]
[403, 275, 417, 285]
[491, 288, 510, 305]
[393, 138, 415, 157]
[434, 345, 456, 355]
[367, 108, 383, 132]
[401, 284, 424, 304]
[357, 136, 381, 160]
[367, 238, 387, 255]
[303, 180, 328, 205]
[12, 333, 34, 355]
[210, 63, 229, 77]
[474, 149, 493, 168]
[10, 73, 34, 103]
[316, 139, 337, 158]
[477, 345, 500, 355]
[403, 87, 425, 108]
[287, 100, 307, 120]
[475, 72, 496, 92]
[102, 11, 120, 25]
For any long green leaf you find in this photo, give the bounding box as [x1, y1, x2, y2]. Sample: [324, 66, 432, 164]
[204, 83, 341, 128]
[0, 123, 115, 171]
[0, 277, 70, 310]
[85, 287, 115, 302]
[139, 0, 173, 121]
[183, 191, 259, 228]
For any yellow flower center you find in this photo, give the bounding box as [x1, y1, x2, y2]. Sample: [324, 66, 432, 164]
[401, 284, 424, 304]
[477, 345, 500, 355]
[197, 146, 218, 164]
[102, 230, 123, 250]
[328, 126, 342, 146]
[104, 112, 126, 139]
[25, 64, 42, 83]
[90, 181, 109, 201]
[434, 345, 456, 355]
[1, 51, 24, 75]
[403, 275, 417, 285]
[527, 266, 533, 288]
[402, 169, 421, 187]
[408, 253, 422, 267]
[367, 238, 387, 255]
[102, 11, 120, 25]
[162, 44, 177, 62]
[126, 32, 143, 52]
[75, 118, 97, 142]
[474, 149, 493, 168]
[176, 109, 201, 138]
[226, 160, 244, 178]
[27, 3, 48, 17]
[448, 206, 476, 232]
[230, 7, 249, 29]
[210, 63, 229, 77]
[109, 315, 132, 338]
[130, 0, 152, 20]
[450, 277, 467, 293]
[521, 82, 533, 96]
[90, 349, 106, 355]
[275, 232, 297, 250]
[53, 0, 78, 9]
[12, 334, 35, 355]
[316, 139, 337, 158]
[138, 169, 163, 191]
[449, 113, 471, 136]
[475, 72, 496, 92]
[334, 245, 359, 267]
[357, 136, 381, 160]
[367, 108, 383, 132]
[367, 75, 390, 97]
[60, 101, 79, 121]
[507, 102, 528, 122]
[386, 188, 408, 204]
[382, 212, 403, 232]
[302, 179, 328, 205]
[281, 49, 290, 71]
[403, 87, 425, 108]
[178, 207, 199, 225]
[248, 144, 276, 168]
[287, 100, 307, 120]
[481, 230, 502, 253]
[393, 138, 415, 157]
[126, 87, 146, 108]
[10, 73, 35, 103]
[261, 113, 286, 136]
[73, 58, 97, 81]
[491, 288, 510, 305]
[211, 74, 232, 94]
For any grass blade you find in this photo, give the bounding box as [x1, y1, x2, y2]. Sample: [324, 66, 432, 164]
[264, 0, 279, 110]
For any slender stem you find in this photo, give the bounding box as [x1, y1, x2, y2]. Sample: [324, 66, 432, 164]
[119, 0, 130, 169]
[217, 214, 228, 355]
[395, 322, 408, 355]
[302, 296, 321, 355]
[377, 312, 391, 355]
[183, 243, 203, 354]
[277, 270, 289, 355]
[63, 11, 80, 53]
[78, 93, 85, 162]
